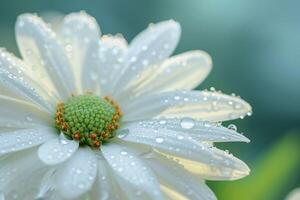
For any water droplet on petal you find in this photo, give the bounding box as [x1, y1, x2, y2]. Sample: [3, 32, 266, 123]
[155, 137, 164, 143]
[227, 124, 237, 131]
[159, 120, 167, 125]
[180, 118, 195, 129]
[60, 139, 68, 145]
[177, 135, 184, 140]
[117, 129, 129, 139]
[26, 116, 33, 122]
[234, 103, 241, 109]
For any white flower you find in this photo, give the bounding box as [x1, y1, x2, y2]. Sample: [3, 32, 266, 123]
[0, 11, 252, 200]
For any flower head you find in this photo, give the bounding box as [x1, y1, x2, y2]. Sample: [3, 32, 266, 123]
[0, 11, 252, 200]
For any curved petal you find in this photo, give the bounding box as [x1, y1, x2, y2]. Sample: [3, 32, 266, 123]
[173, 156, 250, 180]
[0, 95, 53, 129]
[143, 151, 217, 200]
[116, 127, 250, 175]
[122, 118, 250, 143]
[90, 156, 125, 200]
[59, 12, 101, 93]
[56, 147, 97, 199]
[286, 188, 300, 200]
[35, 168, 58, 199]
[101, 142, 164, 200]
[0, 127, 57, 156]
[16, 14, 75, 100]
[0, 148, 49, 200]
[38, 134, 79, 165]
[98, 35, 128, 96]
[113, 20, 181, 97]
[117, 50, 212, 100]
[0, 49, 57, 111]
[122, 90, 252, 122]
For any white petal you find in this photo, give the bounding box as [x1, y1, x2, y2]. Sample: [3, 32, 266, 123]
[0, 127, 56, 156]
[56, 147, 97, 199]
[286, 188, 300, 200]
[59, 12, 101, 93]
[38, 135, 79, 165]
[90, 156, 124, 200]
[0, 49, 56, 112]
[102, 142, 164, 200]
[117, 50, 212, 100]
[122, 118, 249, 143]
[113, 20, 181, 97]
[98, 35, 128, 96]
[0, 148, 48, 199]
[122, 90, 252, 122]
[143, 151, 217, 200]
[36, 168, 86, 200]
[161, 185, 187, 200]
[0, 95, 53, 129]
[174, 156, 250, 180]
[116, 127, 250, 174]
[16, 14, 75, 100]
[35, 168, 57, 199]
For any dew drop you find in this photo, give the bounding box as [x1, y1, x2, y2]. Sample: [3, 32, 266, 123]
[26, 116, 33, 122]
[65, 44, 73, 52]
[177, 135, 184, 140]
[174, 95, 181, 100]
[234, 103, 241, 109]
[117, 130, 129, 139]
[210, 87, 216, 92]
[155, 137, 164, 143]
[227, 124, 237, 131]
[151, 51, 157, 56]
[142, 59, 149, 66]
[60, 139, 69, 145]
[141, 45, 148, 51]
[159, 120, 167, 125]
[180, 117, 195, 129]
[130, 56, 137, 63]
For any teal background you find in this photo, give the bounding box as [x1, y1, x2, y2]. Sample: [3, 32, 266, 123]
[0, 0, 299, 199]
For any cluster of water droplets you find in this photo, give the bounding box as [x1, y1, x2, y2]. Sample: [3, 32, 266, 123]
[17, 14, 76, 97]
[97, 35, 128, 90]
[0, 114, 36, 129]
[102, 146, 162, 198]
[143, 152, 217, 200]
[118, 125, 242, 171]
[38, 134, 78, 165]
[60, 149, 97, 196]
[111, 20, 180, 96]
[0, 128, 53, 155]
[157, 88, 252, 119]
[0, 49, 53, 111]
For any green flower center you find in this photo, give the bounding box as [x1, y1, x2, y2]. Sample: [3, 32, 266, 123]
[55, 95, 122, 148]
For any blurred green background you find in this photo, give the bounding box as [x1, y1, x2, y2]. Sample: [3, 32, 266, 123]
[0, 0, 299, 199]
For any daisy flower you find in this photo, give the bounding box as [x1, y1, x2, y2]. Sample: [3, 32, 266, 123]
[0, 12, 252, 200]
